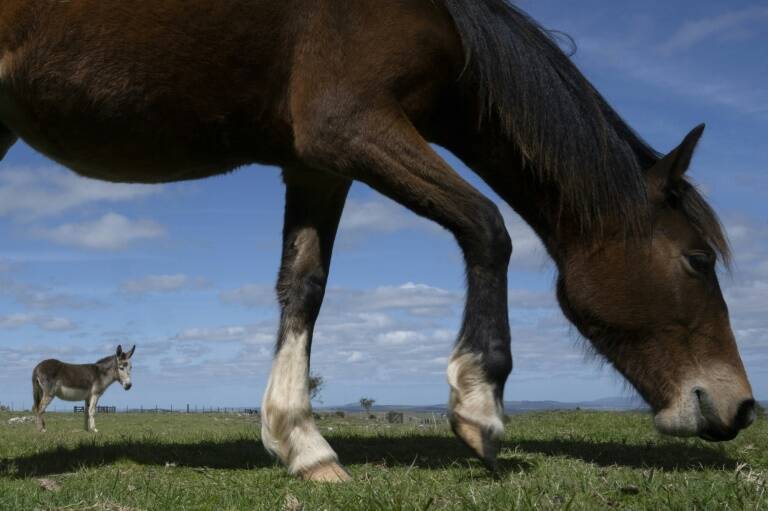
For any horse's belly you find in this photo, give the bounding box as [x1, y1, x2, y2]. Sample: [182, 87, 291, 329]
[0, 53, 288, 183]
[0, 88, 254, 182]
[56, 386, 90, 401]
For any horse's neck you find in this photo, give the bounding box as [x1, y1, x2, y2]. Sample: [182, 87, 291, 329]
[439, 136, 566, 263]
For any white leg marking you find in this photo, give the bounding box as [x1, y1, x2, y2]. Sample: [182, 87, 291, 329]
[261, 330, 339, 475]
[447, 351, 505, 457]
[87, 397, 99, 432]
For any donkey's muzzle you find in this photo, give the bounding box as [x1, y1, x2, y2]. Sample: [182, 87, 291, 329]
[696, 390, 755, 442]
[124, 382, 133, 390]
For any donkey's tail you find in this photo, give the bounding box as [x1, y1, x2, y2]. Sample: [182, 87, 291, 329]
[32, 370, 43, 413]
[437, 0, 657, 230]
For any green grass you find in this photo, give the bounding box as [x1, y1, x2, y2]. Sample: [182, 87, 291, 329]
[0, 410, 765, 510]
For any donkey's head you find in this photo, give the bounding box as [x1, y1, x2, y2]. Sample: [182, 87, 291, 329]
[557, 125, 754, 441]
[115, 344, 135, 390]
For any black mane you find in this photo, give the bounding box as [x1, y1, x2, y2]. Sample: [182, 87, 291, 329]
[442, 0, 660, 233]
[441, 0, 729, 263]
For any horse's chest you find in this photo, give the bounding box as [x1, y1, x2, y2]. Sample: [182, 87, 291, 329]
[56, 386, 92, 402]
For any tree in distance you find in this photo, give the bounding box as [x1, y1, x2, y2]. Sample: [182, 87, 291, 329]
[359, 397, 375, 414]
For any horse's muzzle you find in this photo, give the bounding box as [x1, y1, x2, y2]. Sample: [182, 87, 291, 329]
[123, 382, 133, 390]
[696, 389, 755, 442]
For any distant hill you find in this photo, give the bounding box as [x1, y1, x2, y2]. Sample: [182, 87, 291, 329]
[503, 396, 647, 413]
[325, 396, 649, 414]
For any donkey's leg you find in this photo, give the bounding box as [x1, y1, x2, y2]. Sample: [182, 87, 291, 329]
[86, 396, 99, 432]
[0, 124, 17, 161]
[261, 168, 351, 482]
[293, 108, 512, 470]
[35, 394, 54, 433]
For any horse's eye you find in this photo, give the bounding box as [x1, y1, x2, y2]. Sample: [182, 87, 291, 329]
[685, 252, 715, 276]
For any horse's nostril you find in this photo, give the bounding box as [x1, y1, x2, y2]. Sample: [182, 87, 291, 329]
[735, 399, 756, 430]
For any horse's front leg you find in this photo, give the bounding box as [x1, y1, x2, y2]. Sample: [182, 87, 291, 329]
[261, 168, 351, 482]
[0, 124, 17, 161]
[290, 99, 513, 471]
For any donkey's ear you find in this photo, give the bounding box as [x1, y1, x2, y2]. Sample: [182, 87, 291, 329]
[127, 345, 136, 358]
[116, 345, 123, 357]
[647, 124, 705, 189]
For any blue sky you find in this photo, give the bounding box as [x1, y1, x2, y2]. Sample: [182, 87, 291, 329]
[0, 1, 766, 410]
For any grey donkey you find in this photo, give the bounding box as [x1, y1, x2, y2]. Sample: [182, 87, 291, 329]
[32, 345, 135, 432]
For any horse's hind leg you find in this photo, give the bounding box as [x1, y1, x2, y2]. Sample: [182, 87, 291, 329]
[32, 373, 53, 432]
[292, 104, 512, 471]
[261, 168, 351, 482]
[0, 124, 17, 161]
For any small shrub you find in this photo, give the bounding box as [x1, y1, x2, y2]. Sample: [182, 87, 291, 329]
[334, 411, 345, 418]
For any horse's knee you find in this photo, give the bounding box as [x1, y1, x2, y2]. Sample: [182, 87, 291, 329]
[277, 267, 327, 318]
[277, 224, 329, 319]
[465, 200, 512, 268]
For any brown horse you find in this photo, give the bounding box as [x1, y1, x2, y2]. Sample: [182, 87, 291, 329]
[0, 0, 755, 482]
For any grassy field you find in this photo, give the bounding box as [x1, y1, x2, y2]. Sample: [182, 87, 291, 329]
[0, 410, 765, 510]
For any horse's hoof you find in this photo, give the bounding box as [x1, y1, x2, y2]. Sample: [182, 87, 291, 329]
[451, 416, 500, 472]
[299, 461, 352, 483]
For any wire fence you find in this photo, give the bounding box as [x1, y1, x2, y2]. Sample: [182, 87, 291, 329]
[0, 402, 260, 415]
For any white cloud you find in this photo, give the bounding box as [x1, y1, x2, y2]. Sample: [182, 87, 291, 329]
[377, 330, 428, 346]
[174, 325, 274, 345]
[500, 206, 549, 270]
[121, 274, 210, 294]
[339, 198, 432, 236]
[0, 312, 77, 332]
[576, 34, 768, 117]
[219, 284, 275, 308]
[326, 282, 462, 318]
[659, 7, 768, 54]
[0, 276, 99, 310]
[37, 317, 77, 332]
[0, 166, 160, 220]
[35, 212, 166, 250]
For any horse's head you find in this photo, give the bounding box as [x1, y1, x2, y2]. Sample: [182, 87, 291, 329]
[557, 125, 755, 441]
[115, 344, 136, 390]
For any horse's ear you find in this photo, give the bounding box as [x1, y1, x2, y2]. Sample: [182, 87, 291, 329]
[127, 345, 136, 358]
[647, 124, 705, 191]
[116, 345, 123, 357]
